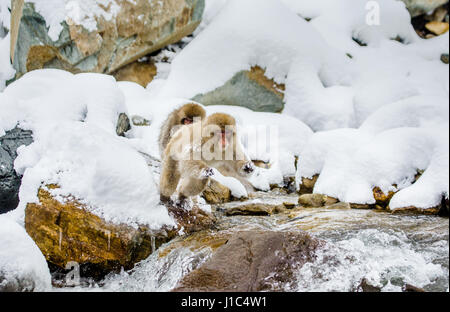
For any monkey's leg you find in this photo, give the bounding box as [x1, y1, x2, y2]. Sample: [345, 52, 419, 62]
[177, 160, 213, 199]
[160, 157, 181, 202]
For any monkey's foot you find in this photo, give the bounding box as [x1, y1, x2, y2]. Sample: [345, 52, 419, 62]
[201, 167, 215, 178]
[175, 197, 193, 210]
[243, 162, 255, 175]
[160, 195, 174, 206]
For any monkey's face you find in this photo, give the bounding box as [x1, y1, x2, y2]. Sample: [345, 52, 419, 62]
[216, 128, 234, 148]
[181, 117, 194, 125]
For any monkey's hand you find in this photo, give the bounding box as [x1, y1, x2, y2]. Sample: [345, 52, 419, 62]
[201, 167, 215, 178]
[241, 162, 255, 175]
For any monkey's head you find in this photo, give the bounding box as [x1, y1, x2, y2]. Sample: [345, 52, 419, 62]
[176, 103, 206, 126]
[203, 113, 237, 149]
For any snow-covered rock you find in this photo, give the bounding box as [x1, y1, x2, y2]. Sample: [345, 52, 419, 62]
[0, 215, 51, 292]
[399, 0, 448, 17]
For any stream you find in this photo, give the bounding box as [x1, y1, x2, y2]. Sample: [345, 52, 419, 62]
[59, 192, 449, 292]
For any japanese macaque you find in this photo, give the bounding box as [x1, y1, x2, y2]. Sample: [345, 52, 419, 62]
[160, 113, 254, 205]
[159, 103, 206, 156]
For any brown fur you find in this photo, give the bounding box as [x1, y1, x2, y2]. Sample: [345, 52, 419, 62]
[159, 103, 206, 156]
[160, 113, 254, 202]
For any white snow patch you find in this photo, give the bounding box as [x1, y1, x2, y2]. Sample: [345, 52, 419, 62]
[0, 215, 52, 292]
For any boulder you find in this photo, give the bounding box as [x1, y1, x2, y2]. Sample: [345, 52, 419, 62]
[202, 180, 231, 204]
[115, 113, 131, 137]
[225, 203, 286, 216]
[372, 187, 396, 208]
[11, 0, 205, 77]
[0, 127, 33, 214]
[425, 21, 449, 35]
[400, 0, 448, 17]
[173, 231, 322, 292]
[25, 187, 176, 279]
[192, 66, 285, 113]
[298, 175, 318, 195]
[298, 193, 338, 208]
[113, 60, 157, 87]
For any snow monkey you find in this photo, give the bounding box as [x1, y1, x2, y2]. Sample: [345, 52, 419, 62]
[160, 113, 255, 205]
[159, 103, 206, 156]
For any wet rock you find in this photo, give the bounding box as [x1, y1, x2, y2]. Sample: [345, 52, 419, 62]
[298, 175, 318, 195]
[425, 21, 449, 35]
[403, 284, 426, 292]
[173, 231, 322, 292]
[25, 187, 175, 279]
[350, 203, 375, 210]
[298, 194, 338, 208]
[400, 0, 449, 17]
[326, 202, 351, 210]
[0, 127, 33, 214]
[192, 66, 285, 113]
[357, 278, 381, 292]
[167, 205, 216, 235]
[113, 60, 157, 87]
[225, 203, 286, 216]
[390, 205, 441, 215]
[116, 113, 131, 137]
[373, 187, 396, 208]
[202, 180, 231, 204]
[11, 0, 205, 77]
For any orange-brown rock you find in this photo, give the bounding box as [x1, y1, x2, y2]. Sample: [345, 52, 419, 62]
[298, 175, 319, 195]
[25, 187, 175, 277]
[202, 180, 232, 204]
[373, 187, 396, 207]
[113, 61, 157, 87]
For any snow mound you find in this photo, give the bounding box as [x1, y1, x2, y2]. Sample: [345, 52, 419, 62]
[297, 95, 449, 210]
[0, 215, 51, 292]
[2, 69, 174, 229]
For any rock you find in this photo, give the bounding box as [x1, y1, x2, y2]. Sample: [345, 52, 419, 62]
[192, 66, 285, 113]
[441, 53, 449, 64]
[225, 203, 285, 216]
[357, 278, 381, 292]
[403, 284, 426, 292]
[202, 180, 231, 204]
[0, 215, 52, 292]
[350, 203, 374, 210]
[116, 113, 131, 137]
[298, 193, 338, 208]
[425, 21, 450, 35]
[373, 187, 396, 208]
[390, 205, 441, 215]
[0, 127, 33, 214]
[167, 205, 216, 235]
[11, 0, 205, 77]
[298, 175, 318, 195]
[400, 0, 449, 17]
[25, 187, 175, 279]
[113, 60, 157, 87]
[283, 202, 297, 210]
[325, 202, 351, 210]
[131, 115, 151, 127]
[173, 230, 322, 292]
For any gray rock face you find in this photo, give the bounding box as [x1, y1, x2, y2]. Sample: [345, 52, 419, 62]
[11, 0, 205, 78]
[193, 66, 285, 113]
[400, 0, 448, 17]
[0, 127, 33, 213]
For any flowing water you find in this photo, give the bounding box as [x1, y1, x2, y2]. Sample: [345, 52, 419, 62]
[61, 192, 449, 292]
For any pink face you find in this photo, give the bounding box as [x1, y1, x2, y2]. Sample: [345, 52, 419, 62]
[182, 117, 194, 125]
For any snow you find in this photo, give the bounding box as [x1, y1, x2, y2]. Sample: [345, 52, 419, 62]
[153, 0, 448, 210]
[2, 70, 174, 229]
[211, 168, 247, 199]
[28, 0, 121, 41]
[0, 215, 52, 292]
